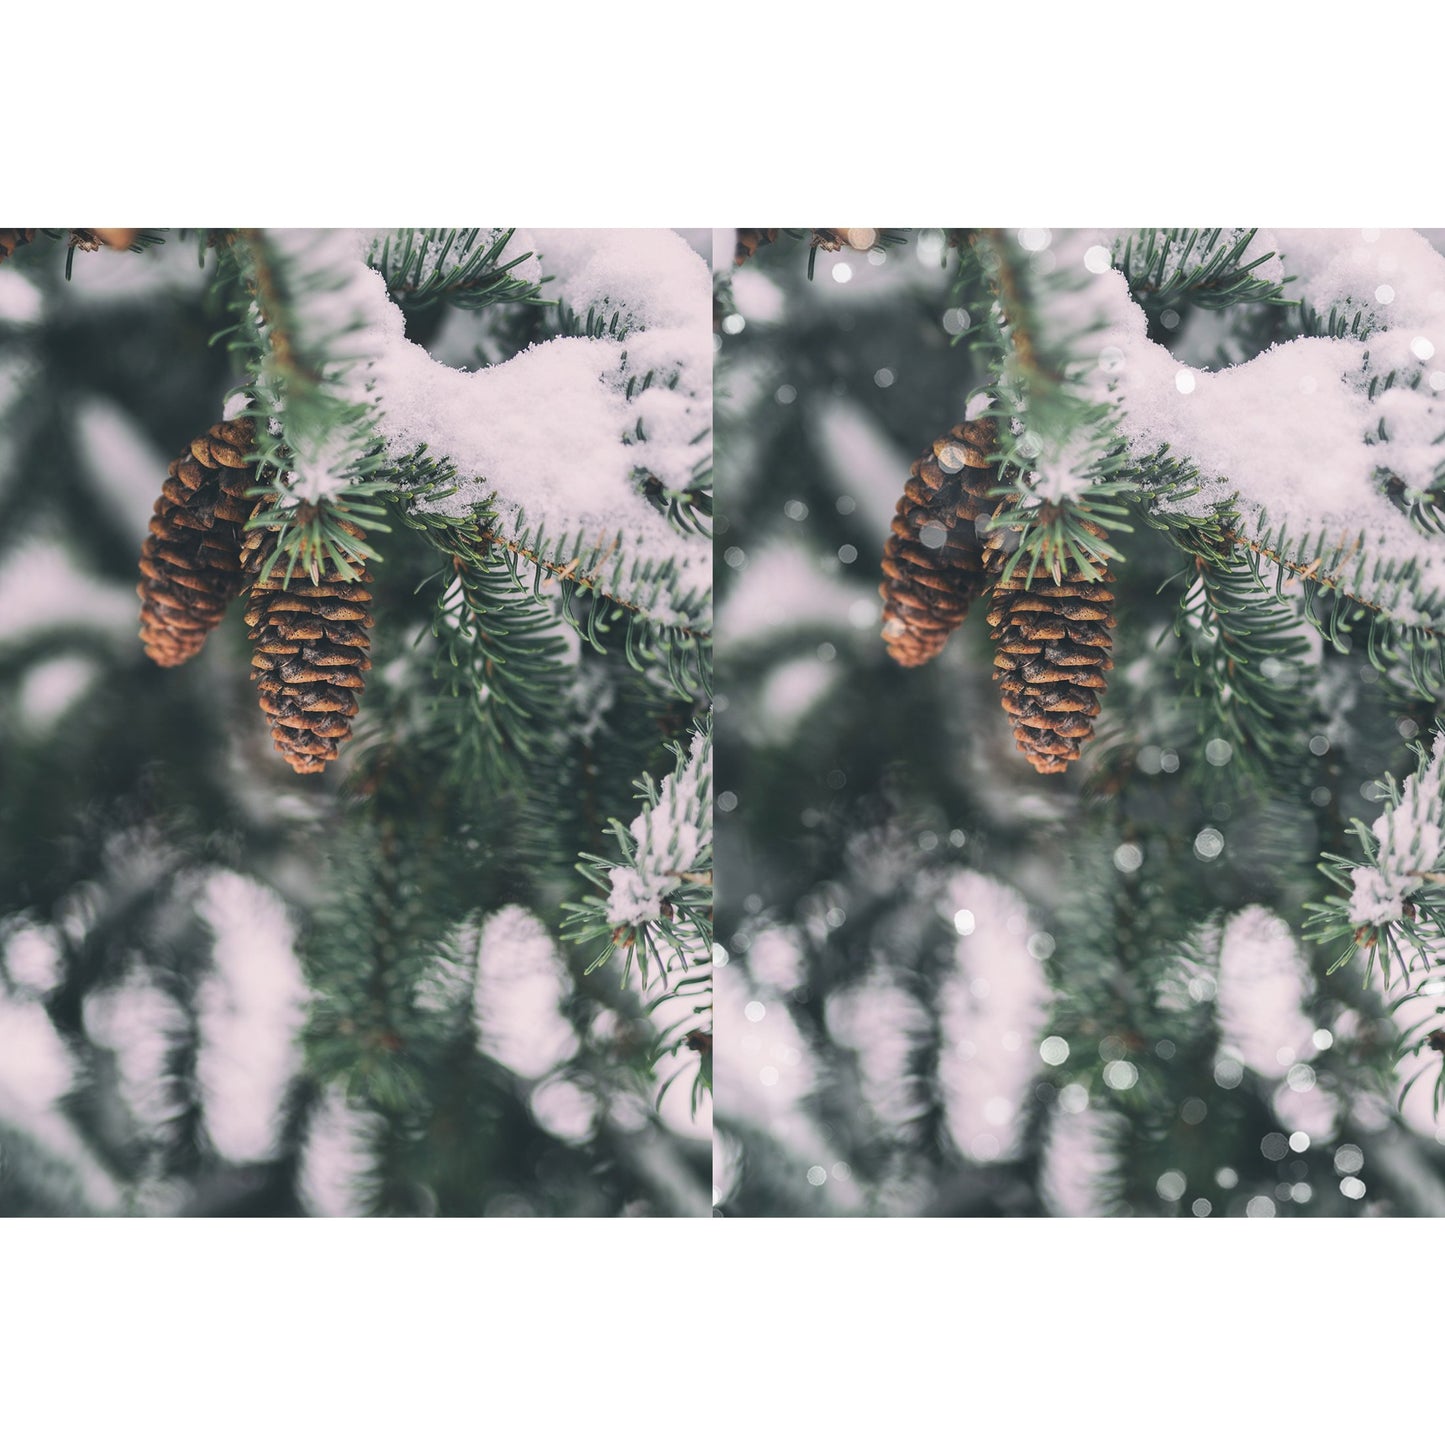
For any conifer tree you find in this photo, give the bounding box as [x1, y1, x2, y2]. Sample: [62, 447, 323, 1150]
[714, 227, 1445, 1217]
[0, 228, 711, 1216]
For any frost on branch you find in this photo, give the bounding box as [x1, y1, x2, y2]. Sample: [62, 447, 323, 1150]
[1347, 732, 1445, 928]
[605, 726, 712, 939]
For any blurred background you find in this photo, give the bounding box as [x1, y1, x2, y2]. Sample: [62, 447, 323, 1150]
[0, 233, 709, 1217]
[712, 227, 1445, 1217]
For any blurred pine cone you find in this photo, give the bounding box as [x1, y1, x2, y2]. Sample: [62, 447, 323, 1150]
[985, 513, 1115, 774]
[734, 228, 779, 266]
[0, 229, 35, 264]
[137, 418, 255, 667]
[879, 417, 998, 667]
[243, 515, 373, 776]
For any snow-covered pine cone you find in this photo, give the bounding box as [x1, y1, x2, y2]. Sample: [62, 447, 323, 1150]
[242, 512, 373, 776]
[734, 228, 779, 266]
[984, 513, 1115, 775]
[137, 418, 255, 667]
[879, 417, 998, 668]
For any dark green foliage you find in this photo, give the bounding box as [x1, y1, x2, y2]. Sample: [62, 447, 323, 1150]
[0, 233, 708, 1217]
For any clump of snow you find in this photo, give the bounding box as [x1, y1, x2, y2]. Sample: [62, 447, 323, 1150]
[0, 977, 122, 1213]
[0, 985, 75, 1119]
[824, 969, 929, 1132]
[1348, 731, 1445, 927]
[935, 871, 1051, 1162]
[0, 537, 140, 640]
[83, 971, 187, 1141]
[529, 229, 709, 335]
[606, 727, 712, 931]
[297, 1085, 377, 1217]
[262, 226, 713, 629]
[1215, 906, 1318, 1079]
[0, 269, 43, 325]
[1041, 228, 1445, 615]
[471, 905, 577, 1079]
[2, 921, 63, 994]
[718, 541, 868, 643]
[1040, 1103, 1122, 1217]
[17, 656, 98, 730]
[194, 870, 309, 1163]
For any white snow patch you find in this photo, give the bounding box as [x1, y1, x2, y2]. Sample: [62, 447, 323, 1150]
[472, 905, 577, 1079]
[0, 538, 138, 640]
[606, 727, 711, 931]
[936, 871, 1051, 1162]
[83, 972, 187, 1140]
[1040, 1104, 1122, 1217]
[1216, 906, 1318, 1080]
[194, 871, 309, 1163]
[298, 1086, 377, 1217]
[1348, 731, 1445, 926]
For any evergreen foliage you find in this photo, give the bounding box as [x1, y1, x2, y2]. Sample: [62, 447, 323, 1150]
[714, 226, 1445, 1217]
[0, 229, 711, 1216]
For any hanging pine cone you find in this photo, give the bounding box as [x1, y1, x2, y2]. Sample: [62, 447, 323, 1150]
[137, 418, 256, 667]
[242, 513, 373, 776]
[734, 228, 779, 266]
[879, 417, 999, 667]
[0, 229, 35, 264]
[984, 513, 1116, 775]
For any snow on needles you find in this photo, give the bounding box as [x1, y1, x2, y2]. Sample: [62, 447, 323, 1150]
[265, 228, 711, 627]
[1216, 906, 1318, 1079]
[606, 727, 712, 932]
[1045, 229, 1445, 608]
[195, 871, 309, 1163]
[1348, 730, 1445, 927]
[472, 905, 577, 1080]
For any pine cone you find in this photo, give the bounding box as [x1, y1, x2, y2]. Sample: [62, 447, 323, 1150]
[734, 228, 779, 266]
[985, 515, 1116, 775]
[879, 417, 998, 667]
[242, 515, 373, 776]
[0, 229, 35, 264]
[137, 418, 256, 667]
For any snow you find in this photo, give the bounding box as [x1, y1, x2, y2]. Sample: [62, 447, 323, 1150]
[1215, 906, 1318, 1080]
[1012, 230, 1445, 619]
[472, 905, 577, 1079]
[260, 227, 712, 629]
[824, 969, 929, 1132]
[934, 871, 1051, 1162]
[718, 541, 868, 642]
[0, 268, 42, 325]
[75, 396, 170, 542]
[17, 656, 98, 729]
[2, 922, 62, 994]
[0, 537, 139, 640]
[194, 870, 309, 1163]
[606, 726, 712, 931]
[1348, 731, 1445, 926]
[298, 1086, 376, 1218]
[82, 971, 186, 1141]
[1040, 1104, 1121, 1217]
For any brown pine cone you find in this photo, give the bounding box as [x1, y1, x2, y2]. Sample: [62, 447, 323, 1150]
[242, 514, 373, 776]
[734, 228, 779, 266]
[984, 514, 1116, 775]
[879, 417, 999, 667]
[0, 229, 35, 264]
[137, 418, 256, 667]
